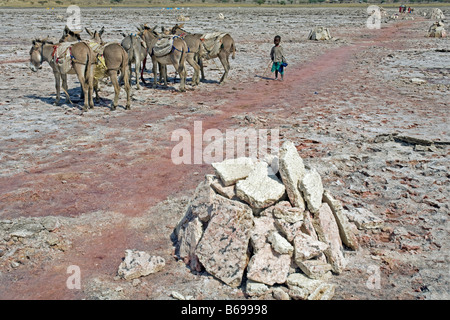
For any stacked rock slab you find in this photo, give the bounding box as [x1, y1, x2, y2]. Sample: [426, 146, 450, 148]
[175, 140, 360, 300]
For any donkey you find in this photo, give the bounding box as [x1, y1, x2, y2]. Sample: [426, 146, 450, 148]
[121, 33, 148, 90]
[170, 24, 236, 83]
[138, 24, 188, 92]
[166, 24, 203, 86]
[85, 27, 131, 110]
[29, 38, 95, 111]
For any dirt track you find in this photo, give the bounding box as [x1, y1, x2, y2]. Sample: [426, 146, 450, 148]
[0, 7, 448, 300]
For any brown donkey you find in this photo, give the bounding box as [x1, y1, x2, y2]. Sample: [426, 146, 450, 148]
[138, 25, 188, 92]
[85, 27, 131, 110]
[29, 38, 95, 111]
[170, 24, 235, 83]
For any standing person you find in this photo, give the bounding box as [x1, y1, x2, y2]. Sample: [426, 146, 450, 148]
[270, 35, 287, 81]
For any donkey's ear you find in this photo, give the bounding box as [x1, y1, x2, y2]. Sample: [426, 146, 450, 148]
[32, 39, 36, 45]
[121, 33, 127, 37]
[85, 28, 93, 37]
[179, 23, 184, 29]
[63, 25, 69, 34]
[99, 26, 105, 36]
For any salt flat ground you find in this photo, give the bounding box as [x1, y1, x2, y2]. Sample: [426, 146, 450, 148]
[0, 6, 448, 300]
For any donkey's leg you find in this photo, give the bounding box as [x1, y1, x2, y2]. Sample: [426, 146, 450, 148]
[197, 55, 205, 81]
[135, 56, 141, 90]
[88, 64, 94, 109]
[60, 73, 73, 105]
[74, 65, 89, 111]
[53, 72, 61, 106]
[108, 69, 120, 111]
[218, 52, 230, 84]
[187, 53, 200, 86]
[151, 58, 158, 88]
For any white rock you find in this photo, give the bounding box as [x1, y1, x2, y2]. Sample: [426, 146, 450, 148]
[117, 250, 165, 280]
[171, 291, 186, 300]
[272, 287, 291, 300]
[286, 273, 323, 298]
[246, 280, 269, 297]
[296, 259, 333, 280]
[293, 232, 329, 263]
[250, 215, 277, 253]
[247, 244, 291, 286]
[346, 208, 383, 230]
[212, 157, 255, 186]
[268, 231, 294, 256]
[307, 283, 336, 300]
[278, 141, 306, 210]
[299, 169, 324, 214]
[313, 203, 346, 274]
[272, 201, 304, 224]
[236, 162, 286, 209]
[322, 190, 359, 250]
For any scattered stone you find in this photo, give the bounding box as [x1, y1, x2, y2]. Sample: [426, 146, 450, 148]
[195, 197, 254, 288]
[307, 283, 336, 300]
[210, 176, 236, 199]
[301, 210, 318, 240]
[428, 20, 446, 38]
[246, 280, 270, 297]
[312, 203, 346, 274]
[346, 208, 383, 230]
[117, 250, 165, 280]
[272, 287, 290, 300]
[236, 162, 286, 209]
[299, 169, 324, 214]
[45, 233, 60, 246]
[212, 157, 255, 186]
[308, 26, 332, 40]
[41, 216, 61, 232]
[286, 273, 323, 299]
[267, 231, 294, 256]
[250, 215, 277, 253]
[288, 285, 309, 300]
[297, 259, 333, 280]
[188, 174, 218, 222]
[293, 232, 329, 263]
[430, 8, 445, 20]
[411, 78, 427, 85]
[272, 201, 304, 224]
[247, 244, 291, 286]
[322, 190, 359, 250]
[171, 291, 186, 300]
[278, 141, 306, 210]
[9, 222, 44, 238]
[177, 216, 203, 271]
[274, 218, 303, 243]
[132, 279, 141, 287]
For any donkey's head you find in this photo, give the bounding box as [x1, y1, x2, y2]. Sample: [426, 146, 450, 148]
[137, 24, 159, 41]
[170, 24, 184, 35]
[85, 26, 105, 44]
[29, 38, 53, 72]
[59, 25, 82, 43]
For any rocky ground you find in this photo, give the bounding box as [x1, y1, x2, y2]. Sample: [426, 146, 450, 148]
[0, 6, 448, 300]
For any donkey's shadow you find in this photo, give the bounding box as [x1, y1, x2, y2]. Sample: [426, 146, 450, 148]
[26, 87, 116, 110]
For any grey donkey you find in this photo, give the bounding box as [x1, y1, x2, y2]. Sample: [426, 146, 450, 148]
[29, 38, 95, 111]
[121, 33, 148, 90]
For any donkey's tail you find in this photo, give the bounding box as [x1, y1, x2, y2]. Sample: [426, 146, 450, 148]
[231, 39, 236, 60]
[121, 47, 130, 88]
[178, 43, 187, 75]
